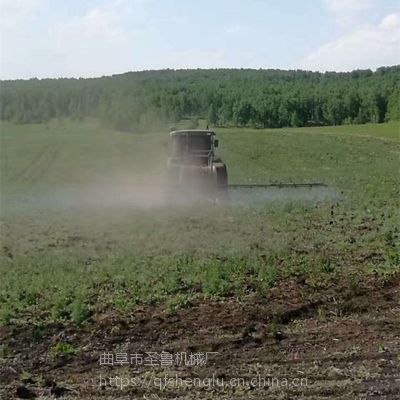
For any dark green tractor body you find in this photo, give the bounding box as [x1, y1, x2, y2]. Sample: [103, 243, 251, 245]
[167, 130, 228, 194]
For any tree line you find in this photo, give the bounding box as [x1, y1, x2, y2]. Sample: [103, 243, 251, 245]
[0, 66, 399, 131]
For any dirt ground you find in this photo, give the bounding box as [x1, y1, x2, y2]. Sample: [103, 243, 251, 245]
[1, 276, 399, 400]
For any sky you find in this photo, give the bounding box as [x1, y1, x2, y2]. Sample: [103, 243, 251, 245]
[0, 0, 399, 79]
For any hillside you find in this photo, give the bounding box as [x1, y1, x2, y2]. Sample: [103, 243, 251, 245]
[1, 67, 399, 132]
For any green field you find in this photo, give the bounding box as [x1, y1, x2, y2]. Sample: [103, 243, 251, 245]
[1, 120, 399, 322]
[1, 120, 399, 398]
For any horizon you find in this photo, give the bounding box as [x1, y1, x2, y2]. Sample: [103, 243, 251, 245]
[1, 64, 399, 82]
[1, 0, 399, 80]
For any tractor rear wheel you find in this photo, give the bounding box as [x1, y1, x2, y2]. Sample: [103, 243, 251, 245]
[215, 163, 228, 188]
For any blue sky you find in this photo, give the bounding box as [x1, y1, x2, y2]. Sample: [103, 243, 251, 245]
[0, 0, 399, 79]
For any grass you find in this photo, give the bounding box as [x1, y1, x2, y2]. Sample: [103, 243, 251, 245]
[0, 119, 399, 324]
[293, 121, 400, 140]
[217, 121, 400, 141]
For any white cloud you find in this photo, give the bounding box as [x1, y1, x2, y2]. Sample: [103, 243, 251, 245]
[1, 0, 397, 78]
[380, 12, 400, 29]
[0, 0, 44, 30]
[0, 0, 47, 78]
[52, 2, 124, 44]
[325, 0, 372, 14]
[324, 0, 373, 26]
[296, 11, 400, 71]
[46, 1, 135, 77]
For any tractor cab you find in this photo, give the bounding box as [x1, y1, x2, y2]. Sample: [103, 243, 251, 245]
[169, 130, 218, 166]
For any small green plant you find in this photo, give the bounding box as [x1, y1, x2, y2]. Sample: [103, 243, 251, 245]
[202, 264, 231, 296]
[70, 295, 90, 324]
[20, 371, 33, 382]
[269, 320, 283, 341]
[52, 342, 76, 356]
[51, 292, 72, 321]
[378, 343, 388, 353]
[320, 258, 335, 273]
[317, 307, 327, 321]
[349, 275, 365, 296]
[0, 305, 12, 325]
[33, 324, 45, 342]
[384, 229, 396, 247]
[295, 261, 312, 280]
[258, 264, 279, 288]
[386, 248, 400, 266]
[165, 294, 194, 316]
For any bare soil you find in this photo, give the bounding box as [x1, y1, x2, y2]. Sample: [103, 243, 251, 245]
[1, 276, 399, 399]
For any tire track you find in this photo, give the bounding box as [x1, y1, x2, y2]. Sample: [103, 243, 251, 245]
[11, 144, 51, 184]
[26, 142, 62, 184]
[12, 140, 62, 184]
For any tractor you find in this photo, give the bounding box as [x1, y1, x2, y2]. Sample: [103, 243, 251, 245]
[166, 130, 228, 197]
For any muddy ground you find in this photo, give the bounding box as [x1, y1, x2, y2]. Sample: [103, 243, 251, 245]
[1, 275, 399, 399]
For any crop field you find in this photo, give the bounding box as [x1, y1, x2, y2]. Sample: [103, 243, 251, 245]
[0, 120, 399, 399]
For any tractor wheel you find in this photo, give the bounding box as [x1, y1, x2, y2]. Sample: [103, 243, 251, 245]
[215, 164, 228, 188]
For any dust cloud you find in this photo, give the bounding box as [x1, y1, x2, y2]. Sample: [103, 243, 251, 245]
[3, 178, 336, 216]
[229, 185, 336, 205]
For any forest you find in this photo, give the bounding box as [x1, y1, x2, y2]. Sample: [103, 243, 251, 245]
[0, 66, 399, 131]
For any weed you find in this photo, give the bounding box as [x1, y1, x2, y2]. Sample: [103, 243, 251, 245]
[317, 307, 327, 321]
[202, 263, 231, 296]
[70, 295, 90, 324]
[51, 292, 72, 321]
[349, 276, 365, 296]
[378, 343, 388, 353]
[0, 305, 13, 325]
[320, 258, 335, 273]
[269, 320, 284, 341]
[33, 325, 45, 342]
[52, 342, 76, 356]
[165, 294, 194, 316]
